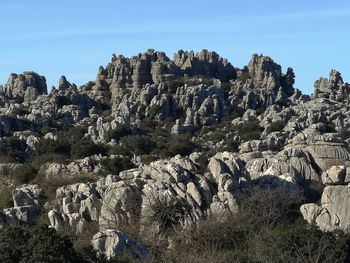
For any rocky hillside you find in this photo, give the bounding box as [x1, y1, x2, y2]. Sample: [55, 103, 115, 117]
[1, 49, 350, 262]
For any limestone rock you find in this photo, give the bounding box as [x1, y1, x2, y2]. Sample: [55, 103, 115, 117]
[92, 229, 149, 260]
[301, 185, 350, 233]
[4, 71, 47, 101]
[321, 165, 346, 185]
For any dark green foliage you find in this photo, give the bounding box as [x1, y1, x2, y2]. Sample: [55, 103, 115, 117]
[122, 135, 156, 155]
[22, 225, 81, 263]
[166, 136, 197, 157]
[34, 126, 106, 163]
[0, 225, 81, 263]
[65, 126, 88, 142]
[108, 144, 133, 157]
[104, 124, 132, 142]
[0, 226, 29, 263]
[71, 139, 107, 159]
[100, 157, 136, 176]
[10, 163, 38, 184]
[138, 118, 158, 135]
[40, 125, 53, 135]
[0, 188, 14, 209]
[235, 120, 263, 141]
[0, 137, 28, 163]
[34, 138, 71, 157]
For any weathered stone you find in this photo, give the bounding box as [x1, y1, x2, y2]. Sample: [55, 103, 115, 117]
[92, 229, 149, 260]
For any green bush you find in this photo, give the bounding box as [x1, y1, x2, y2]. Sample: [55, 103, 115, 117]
[0, 189, 14, 209]
[152, 134, 200, 158]
[34, 138, 71, 157]
[108, 144, 133, 157]
[234, 120, 263, 141]
[248, 221, 349, 263]
[104, 125, 132, 142]
[10, 163, 38, 184]
[122, 135, 156, 155]
[65, 126, 88, 142]
[34, 126, 100, 162]
[0, 137, 27, 163]
[100, 157, 136, 176]
[0, 225, 82, 263]
[167, 137, 197, 157]
[22, 225, 81, 263]
[0, 226, 29, 262]
[71, 139, 107, 159]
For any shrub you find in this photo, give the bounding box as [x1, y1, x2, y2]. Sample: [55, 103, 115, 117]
[100, 157, 136, 176]
[238, 187, 302, 231]
[163, 215, 247, 263]
[104, 125, 132, 142]
[0, 137, 27, 163]
[65, 126, 88, 142]
[71, 139, 107, 159]
[234, 120, 263, 141]
[144, 196, 192, 237]
[160, 187, 349, 263]
[152, 134, 200, 158]
[167, 137, 197, 157]
[10, 163, 38, 184]
[21, 225, 81, 263]
[122, 135, 156, 155]
[248, 221, 349, 263]
[34, 138, 71, 157]
[0, 226, 29, 262]
[108, 144, 133, 157]
[0, 188, 14, 209]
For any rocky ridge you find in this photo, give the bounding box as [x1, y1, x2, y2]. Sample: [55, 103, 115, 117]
[1, 49, 350, 260]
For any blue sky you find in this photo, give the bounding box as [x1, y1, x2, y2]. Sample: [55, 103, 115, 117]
[1, 0, 350, 94]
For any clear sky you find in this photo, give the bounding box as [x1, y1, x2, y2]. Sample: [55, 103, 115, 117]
[1, 0, 350, 94]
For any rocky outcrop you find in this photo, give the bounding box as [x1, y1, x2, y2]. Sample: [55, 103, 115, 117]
[4, 49, 350, 247]
[0, 185, 42, 226]
[92, 229, 149, 260]
[173, 49, 236, 82]
[313, 70, 350, 101]
[58, 75, 75, 91]
[48, 182, 102, 234]
[301, 165, 350, 233]
[3, 72, 47, 102]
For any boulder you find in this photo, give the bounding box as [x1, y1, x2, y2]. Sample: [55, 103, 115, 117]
[92, 229, 149, 260]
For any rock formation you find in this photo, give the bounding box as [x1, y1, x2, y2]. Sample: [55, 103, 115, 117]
[3, 71, 47, 102]
[1, 49, 350, 260]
